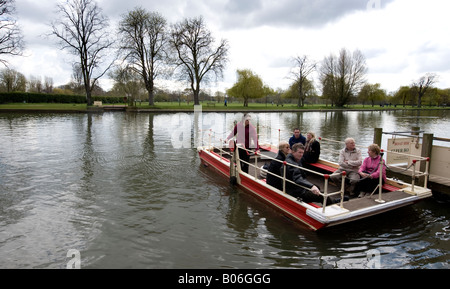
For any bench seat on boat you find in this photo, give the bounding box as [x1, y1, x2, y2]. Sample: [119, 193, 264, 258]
[306, 162, 398, 192]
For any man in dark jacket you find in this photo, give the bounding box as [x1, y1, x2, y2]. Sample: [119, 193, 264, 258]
[266, 141, 291, 191]
[282, 143, 333, 204]
[288, 128, 306, 148]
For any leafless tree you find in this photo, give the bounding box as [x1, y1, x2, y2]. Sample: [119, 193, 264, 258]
[169, 16, 229, 105]
[0, 0, 25, 66]
[50, 0, 115, 105]
[28, 75, 43, 93]
[44, 76, 53, 93]
[289, 55, 317, 107]
[118, 8, 168, 106]
[412, 73, 438, 108]
[320, 48, 367, 107]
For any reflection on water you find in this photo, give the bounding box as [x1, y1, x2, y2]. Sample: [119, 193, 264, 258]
[0, 110, 448, 269]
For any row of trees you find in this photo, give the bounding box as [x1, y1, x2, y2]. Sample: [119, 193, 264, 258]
[226, 49, 446, 108]
[49, 0, 229, 106]
[1, 0, 446, 107]
[0, 0, 229, 106]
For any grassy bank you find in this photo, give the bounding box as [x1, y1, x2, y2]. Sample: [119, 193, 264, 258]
[0, 103, 88, 111]
[0, 102, 448, 112]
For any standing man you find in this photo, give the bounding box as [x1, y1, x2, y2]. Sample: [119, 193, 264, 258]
[330, 138, 362, 196]
[226, 113, 259, 173]
[289, 128, 306, 148]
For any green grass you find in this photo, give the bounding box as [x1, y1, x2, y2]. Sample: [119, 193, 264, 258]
[0, 103, 88, 111]
[1, 102, 448, 111]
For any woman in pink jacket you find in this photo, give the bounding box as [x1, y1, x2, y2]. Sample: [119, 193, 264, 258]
[354, 144, 387, 198]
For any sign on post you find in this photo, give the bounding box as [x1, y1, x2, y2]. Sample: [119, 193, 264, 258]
[386, 138, 421, 165]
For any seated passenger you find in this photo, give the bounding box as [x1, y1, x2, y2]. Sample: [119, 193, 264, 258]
[266, 141, 291, 191]
[289, 128, 306, 148]
[354, 144, 387, 198]
[330, 138, 362, 196]
[282, 143, 334, 204]
[301, 131, 321, 164]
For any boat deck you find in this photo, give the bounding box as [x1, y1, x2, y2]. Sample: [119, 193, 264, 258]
[203, 146, 432, 229]
[248, 153, 416, 210]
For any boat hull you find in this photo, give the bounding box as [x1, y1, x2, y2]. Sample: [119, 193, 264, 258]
[198, 147, 432, 231]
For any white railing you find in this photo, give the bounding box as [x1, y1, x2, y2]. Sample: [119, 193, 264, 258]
[318, 137, 430, 195]
[202, 130, 430, 211]
[203, 131, 346, 213]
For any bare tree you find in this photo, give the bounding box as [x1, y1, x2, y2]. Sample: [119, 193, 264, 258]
[44, 76, 53, 93]
[50, 0, 115, 105]
[28, 75, 43, 93]
[0, 0, 24, 66]
[169, 16, 229, 105]
[320, 48, 367, 107]
[412, 73, 438, 108]
[289, 55, 317, 107]
[118, 8, 168, 106]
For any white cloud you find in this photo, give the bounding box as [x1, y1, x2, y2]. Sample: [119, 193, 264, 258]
[4, 0, 450, 93]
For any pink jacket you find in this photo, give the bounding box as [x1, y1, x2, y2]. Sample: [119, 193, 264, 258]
[227, 122, 258, 149]
[359, 155, 386, 182]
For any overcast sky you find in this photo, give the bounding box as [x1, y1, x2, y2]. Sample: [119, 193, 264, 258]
[6, 0, 450, 94]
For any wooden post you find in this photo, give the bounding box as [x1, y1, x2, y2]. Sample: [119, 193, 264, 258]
[374, 128, 383, 146]
[420, 133, 433, 173]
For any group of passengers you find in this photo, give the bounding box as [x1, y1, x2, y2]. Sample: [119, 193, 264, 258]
[225, 113, 386, 205]
[268, 130, 386, 202]
[329, 138, 386, 198]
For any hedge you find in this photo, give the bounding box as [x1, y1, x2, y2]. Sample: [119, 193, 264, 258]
[0, 92, 123, 104]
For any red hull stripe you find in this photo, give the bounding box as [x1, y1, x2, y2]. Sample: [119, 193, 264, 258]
[199, 150, 326, 230]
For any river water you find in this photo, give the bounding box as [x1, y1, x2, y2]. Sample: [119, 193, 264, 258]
[0, 110, 448, 269]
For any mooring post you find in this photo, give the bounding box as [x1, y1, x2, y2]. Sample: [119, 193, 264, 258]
[374, 128, 383, 146]
[420, 133, 433, 175]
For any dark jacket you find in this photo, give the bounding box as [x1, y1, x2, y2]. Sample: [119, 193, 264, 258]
[289, 134, 306, 148]
[302, 139, 321, 163]
[282, 153, 315, 193]
[266, 150, 287, 191]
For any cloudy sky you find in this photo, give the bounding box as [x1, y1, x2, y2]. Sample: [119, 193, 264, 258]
[6, 0, 450, 94]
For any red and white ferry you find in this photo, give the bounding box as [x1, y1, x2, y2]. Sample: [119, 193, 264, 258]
[197, 141, 433, 231]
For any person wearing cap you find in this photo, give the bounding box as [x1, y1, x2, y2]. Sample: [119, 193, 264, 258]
[225, 113, 259, 173]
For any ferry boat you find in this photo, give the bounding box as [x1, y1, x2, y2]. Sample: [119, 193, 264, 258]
[197, 138, 433, 231]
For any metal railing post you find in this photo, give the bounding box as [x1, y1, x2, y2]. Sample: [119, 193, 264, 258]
[340, 171, 346, 196]
[323, 175, 329, 213]
[424, 158, 430, 188]
[375, 152, 386, 203]
[254, 151, 258, 180]
[411, 160, 417, 193]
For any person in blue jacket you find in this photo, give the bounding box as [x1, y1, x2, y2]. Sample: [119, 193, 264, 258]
[289, 128, 306, 148]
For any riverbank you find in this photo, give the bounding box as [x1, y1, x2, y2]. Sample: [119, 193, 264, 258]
[1, 102, 449, 113]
